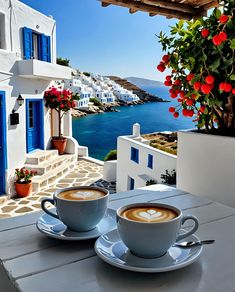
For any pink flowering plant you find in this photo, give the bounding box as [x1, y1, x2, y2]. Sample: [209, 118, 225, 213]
[44, 87, 76, 139]
[157, 0, 235, 135]
[15, 168, 37, 184]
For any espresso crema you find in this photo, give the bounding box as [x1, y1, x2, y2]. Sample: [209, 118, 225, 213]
[58, 189, 106, 201]
[121, 206, 178, 223]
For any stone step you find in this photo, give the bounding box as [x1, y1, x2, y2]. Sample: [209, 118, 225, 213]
[24, 154, 75, 176]
[32, 155, 77, 193]
[25, 150, 59, 165]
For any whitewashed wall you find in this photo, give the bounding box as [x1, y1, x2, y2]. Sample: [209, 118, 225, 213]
[177, 131, 235, 208]
[116, 136, 176, 192]
[0, 0, 72, 194]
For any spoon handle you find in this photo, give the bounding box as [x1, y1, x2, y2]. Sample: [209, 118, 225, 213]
[200, 240, 215, 245]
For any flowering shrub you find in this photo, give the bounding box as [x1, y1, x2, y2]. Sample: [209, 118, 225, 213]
[15, 168, 37, 184]
[44, 87, 76, 138]
[157, 0, 235, 134]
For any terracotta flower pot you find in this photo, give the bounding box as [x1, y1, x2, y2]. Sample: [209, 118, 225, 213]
[52, 137, 67, 155]
[15, 182, 32, 198]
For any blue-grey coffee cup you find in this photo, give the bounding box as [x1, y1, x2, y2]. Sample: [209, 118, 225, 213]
[117, 203, 199, 258]
[41, 186, 109, 232]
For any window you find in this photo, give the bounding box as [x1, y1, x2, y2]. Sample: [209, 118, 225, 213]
[33, 33, 39, 59]
[148, 154, 153, 169]
[129, 177, 135, 190]
[23, 27, 51, 62]
[131, 147, 139, 163]
[0, 13, 6, 50]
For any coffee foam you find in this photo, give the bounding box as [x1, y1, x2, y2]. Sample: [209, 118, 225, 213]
[58, 189, 105, 201]
[121, 206, 178, 223]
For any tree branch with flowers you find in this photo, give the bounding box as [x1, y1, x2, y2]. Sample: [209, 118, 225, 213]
[157, 0, 235, 135]
[44, 87, 76, 139]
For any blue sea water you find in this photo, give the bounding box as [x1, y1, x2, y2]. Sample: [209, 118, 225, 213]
[72, 86, 195, 160]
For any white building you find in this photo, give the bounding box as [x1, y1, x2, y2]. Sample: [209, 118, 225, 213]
[0, 0, 72, 195]
[113, 88, 139, 102]
[116, 124, 176, 192]
[63, 78, 91, 108]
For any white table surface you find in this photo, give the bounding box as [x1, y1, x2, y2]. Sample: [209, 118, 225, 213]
[0, 184, 235, 292]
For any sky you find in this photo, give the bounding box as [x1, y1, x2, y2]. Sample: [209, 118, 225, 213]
[20, 0, 177, 81]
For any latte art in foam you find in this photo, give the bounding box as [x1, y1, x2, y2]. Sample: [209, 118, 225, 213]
[121, 207, 178, 222]
[58, 189, 105, 201]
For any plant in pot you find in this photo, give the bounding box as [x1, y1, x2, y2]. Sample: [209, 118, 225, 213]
[44, 87, 76, 154]
[157, 0, 235, 135]
[156, 0, 235, 206]
[15, 168, 37, 198]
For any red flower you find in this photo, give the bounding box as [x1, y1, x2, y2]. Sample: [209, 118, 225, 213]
[186, 73, 195, 82]
[187, 110, 194, 117]
[169, 88, 175, 94]
[199, 105, 206, 113]
[193, 81, 201, 91]
[182, 109, 189, 117]
[173, 112, 179, 118]
[180, 91, 186, 98]
[157, 63, 165, 72]
[165, 75, 172, 81]
[162, 54, 170, 63]
[170, 92, 177, 98]
[219, 15, 229, 24]
[25, 170, 29, 175]
[219, 82, 227, 91]
[169, 107, 175, 113]
[164, 81, 172, 86]
[174, 79, 181, 86]
[232, 88, 235, 95]
[201, 84, 212, 94]
[212, 35, 222, 46]
[224, 83, 232, 92]
[205, 75, 214, 85]
[218, 31, 227, 42]
[191, 94, 197, 100]
[186, 99, 194, 106]
[60, 104, 64, 108]
[177, 98, 183, 103]
[201, 28, 210, 38]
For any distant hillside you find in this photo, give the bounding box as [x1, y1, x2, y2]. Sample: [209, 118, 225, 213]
[126, 77, 163, 88]
[108, 76, 166, 102]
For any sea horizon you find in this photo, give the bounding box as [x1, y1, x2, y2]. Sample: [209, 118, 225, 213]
[72, 85, 195, 160]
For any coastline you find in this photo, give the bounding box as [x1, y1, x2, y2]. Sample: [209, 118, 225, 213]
[72, 77, 169, 118]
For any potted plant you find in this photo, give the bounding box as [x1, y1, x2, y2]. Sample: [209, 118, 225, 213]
[44, 87, 76, 154]
[156, 0, 235, 206]
[15, 168, 37, 198]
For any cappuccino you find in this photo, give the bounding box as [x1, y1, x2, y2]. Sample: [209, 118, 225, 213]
[58, 189, 105, 201]
[121, 206, 178, 223]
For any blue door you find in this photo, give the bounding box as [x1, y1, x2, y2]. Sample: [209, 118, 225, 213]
[26, 99, 44, 153]
[0, 92, 7, 194]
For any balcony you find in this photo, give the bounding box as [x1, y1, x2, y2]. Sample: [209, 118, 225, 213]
[17, 59, 71, 80]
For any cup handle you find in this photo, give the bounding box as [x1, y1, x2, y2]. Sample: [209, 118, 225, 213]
[41, 198, 59, 219]
[176, 215, 199, 241]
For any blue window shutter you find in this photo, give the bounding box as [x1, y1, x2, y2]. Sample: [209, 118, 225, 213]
[40, 34, 51, 62]
[131, 147, 139, 163]
[130, 178, 135, 190]
[23, 27, 33, 60]
[148, 154, 153, 169]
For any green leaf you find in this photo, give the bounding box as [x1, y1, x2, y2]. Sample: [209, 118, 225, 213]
[214, 8, 221, 19]
[209, 58, 220, 72]
[230, 74, 235, 81]
[230, 38, 235, 49]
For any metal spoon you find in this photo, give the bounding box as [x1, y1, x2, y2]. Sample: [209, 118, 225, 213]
[174, 239, 215, 248]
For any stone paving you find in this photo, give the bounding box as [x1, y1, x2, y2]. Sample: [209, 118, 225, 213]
[0, 158, 116, 219]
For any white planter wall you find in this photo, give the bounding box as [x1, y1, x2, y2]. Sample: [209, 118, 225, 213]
[116, 136, 176, 192]
[177, 131, 235, 208]
[103, 160, 117, 182]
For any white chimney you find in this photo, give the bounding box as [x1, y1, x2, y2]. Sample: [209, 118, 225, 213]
[133, 123, 140, 137]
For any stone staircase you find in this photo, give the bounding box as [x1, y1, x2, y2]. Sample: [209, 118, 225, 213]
[24, 150, 77, 193]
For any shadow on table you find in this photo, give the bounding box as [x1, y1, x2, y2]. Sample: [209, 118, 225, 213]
[95, 259, 203, 291]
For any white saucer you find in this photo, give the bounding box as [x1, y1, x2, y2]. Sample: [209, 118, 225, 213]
[95, 229, 203, 273]
[36, 208, 116, 240]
